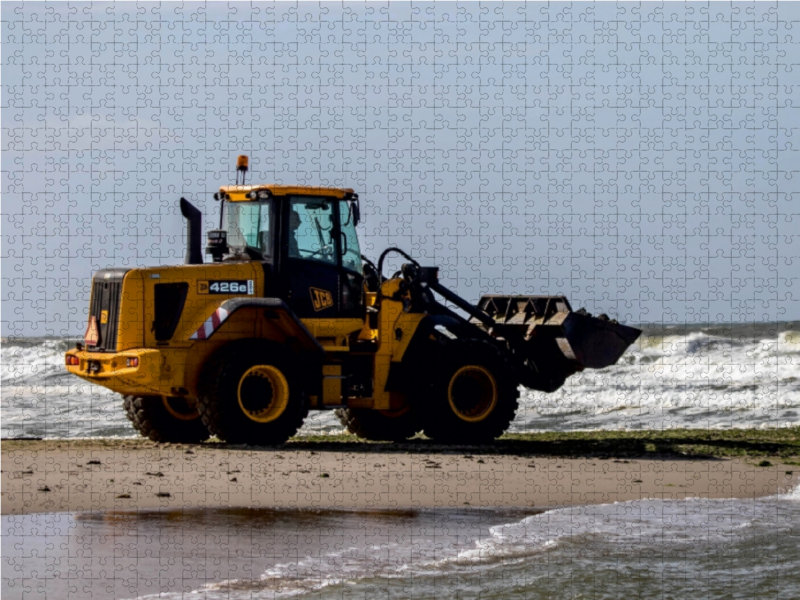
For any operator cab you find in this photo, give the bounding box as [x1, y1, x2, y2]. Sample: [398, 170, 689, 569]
[210, 181, 365, 319]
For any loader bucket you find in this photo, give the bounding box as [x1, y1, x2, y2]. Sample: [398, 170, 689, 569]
[471, 295, 641, 391]
[553, 311, 642, 369]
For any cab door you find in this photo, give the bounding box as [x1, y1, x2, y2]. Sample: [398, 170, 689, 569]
[284, 197, 341, 318]
[283, 196, 365, 319]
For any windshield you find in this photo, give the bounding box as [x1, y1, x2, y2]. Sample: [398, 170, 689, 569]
[225, 201, 272, 256]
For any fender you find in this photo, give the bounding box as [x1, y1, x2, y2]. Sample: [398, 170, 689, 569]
[384, 314, 488, 392]
[189, 297, 324, 355]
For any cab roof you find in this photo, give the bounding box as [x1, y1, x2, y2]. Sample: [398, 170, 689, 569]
[219, 184, 355, 202]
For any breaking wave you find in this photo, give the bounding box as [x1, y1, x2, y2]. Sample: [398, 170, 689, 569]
[119, 485, 800, 599]
[1, 321, 798, 439]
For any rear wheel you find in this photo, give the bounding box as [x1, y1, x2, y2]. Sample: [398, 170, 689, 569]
[123, 395, 210, 443]
[334, 406, 419, 442]
[416, 340, 519, 444]
[197, 345, 308, 445]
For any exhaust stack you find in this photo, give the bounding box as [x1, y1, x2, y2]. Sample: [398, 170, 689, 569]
[179, 197, 203, 265]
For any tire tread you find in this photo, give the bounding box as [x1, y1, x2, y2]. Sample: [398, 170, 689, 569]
[122, 395, 209, 443]
[196, 344, 308, 445]
[416, 338, 520, 443]
[334, 407, 418, 442]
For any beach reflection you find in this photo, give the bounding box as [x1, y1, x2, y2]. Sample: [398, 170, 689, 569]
[4, 498, 798, 600]
[2, 507, 529, 599]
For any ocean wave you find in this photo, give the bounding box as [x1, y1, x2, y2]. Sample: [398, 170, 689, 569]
[1, 338, 72, 385]
[443, 488, 800, 568]
[130, 490, 800, 600]
[776, 481, 800, 502]
[2, 325, 798, 439]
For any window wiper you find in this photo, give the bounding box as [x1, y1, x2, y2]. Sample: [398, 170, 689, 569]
[313, 216, 333, 258]
[313, 216, 326, 248]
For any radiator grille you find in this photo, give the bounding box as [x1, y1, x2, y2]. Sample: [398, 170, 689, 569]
[87, 270, 126, 351]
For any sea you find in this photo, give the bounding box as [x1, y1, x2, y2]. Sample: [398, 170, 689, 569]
[3, 489, 800, 599]
[2, 322, 798, 439]
[2, 323, 799, 599]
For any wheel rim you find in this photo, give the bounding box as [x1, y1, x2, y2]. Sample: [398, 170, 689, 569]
[162, 396, 200, 421]
[237, 365, 290, 423]
[447, 365, 498, 423]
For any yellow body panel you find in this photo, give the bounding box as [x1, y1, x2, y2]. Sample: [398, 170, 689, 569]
[65, 349, 166, 396]
[141, 263, 263, 348]
[72, 262, 264, 398]
[69, 263, 428, 414]
[219, 184, 353, 201]
[116, 270, 146, 350]
[371, 279, 427, 410]
[303, 318, 364, 343]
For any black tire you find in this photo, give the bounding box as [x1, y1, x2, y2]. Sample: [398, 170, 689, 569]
[196, 344, 308, 445]
[334, 407, 419, 442]
[415, 339, 519, 444]
[122, 395, 210, 443]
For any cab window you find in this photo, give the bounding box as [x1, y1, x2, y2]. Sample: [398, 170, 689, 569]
[226, 201, 272, 256]
[288, 197, 336, 264]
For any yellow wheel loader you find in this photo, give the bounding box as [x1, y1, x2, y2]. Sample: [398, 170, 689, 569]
[65, 156, 641, 445]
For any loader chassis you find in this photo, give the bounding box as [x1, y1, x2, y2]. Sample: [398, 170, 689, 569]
[66, 169, 641, 445]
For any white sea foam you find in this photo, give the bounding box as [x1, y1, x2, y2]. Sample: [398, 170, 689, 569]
[511, 324, 800, 432]
[776, 480, 800, 502]
[0, 338, 71, 385]
[129, 491, 800, 600]
[2, 324, 798, 439]
[443, 488, 800, 568]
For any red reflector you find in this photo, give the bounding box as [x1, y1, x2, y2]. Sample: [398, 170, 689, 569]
[126, 357, 139, 368]
[65, 355, 80, 366]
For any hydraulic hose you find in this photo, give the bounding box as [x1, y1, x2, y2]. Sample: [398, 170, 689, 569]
[373, 247, 420, 307]
[376, 247, 418, 280]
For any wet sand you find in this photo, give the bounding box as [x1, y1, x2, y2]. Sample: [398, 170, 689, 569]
[2, 438, 796, 515]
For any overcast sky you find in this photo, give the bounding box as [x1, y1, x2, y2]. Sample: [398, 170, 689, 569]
[2, 2, 799, 336]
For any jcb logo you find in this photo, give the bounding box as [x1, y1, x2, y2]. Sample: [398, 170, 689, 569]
[310, 287, 334, 311]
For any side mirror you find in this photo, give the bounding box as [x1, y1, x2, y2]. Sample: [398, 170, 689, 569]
[351, 201, 360, 226]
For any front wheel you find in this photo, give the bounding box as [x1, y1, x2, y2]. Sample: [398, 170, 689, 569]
[197, 345, 308, 445]
[123, 395, 210, 443]
[416, 340, 519, 444]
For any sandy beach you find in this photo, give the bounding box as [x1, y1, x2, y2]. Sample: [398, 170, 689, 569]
[2, 439, 796, 515]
